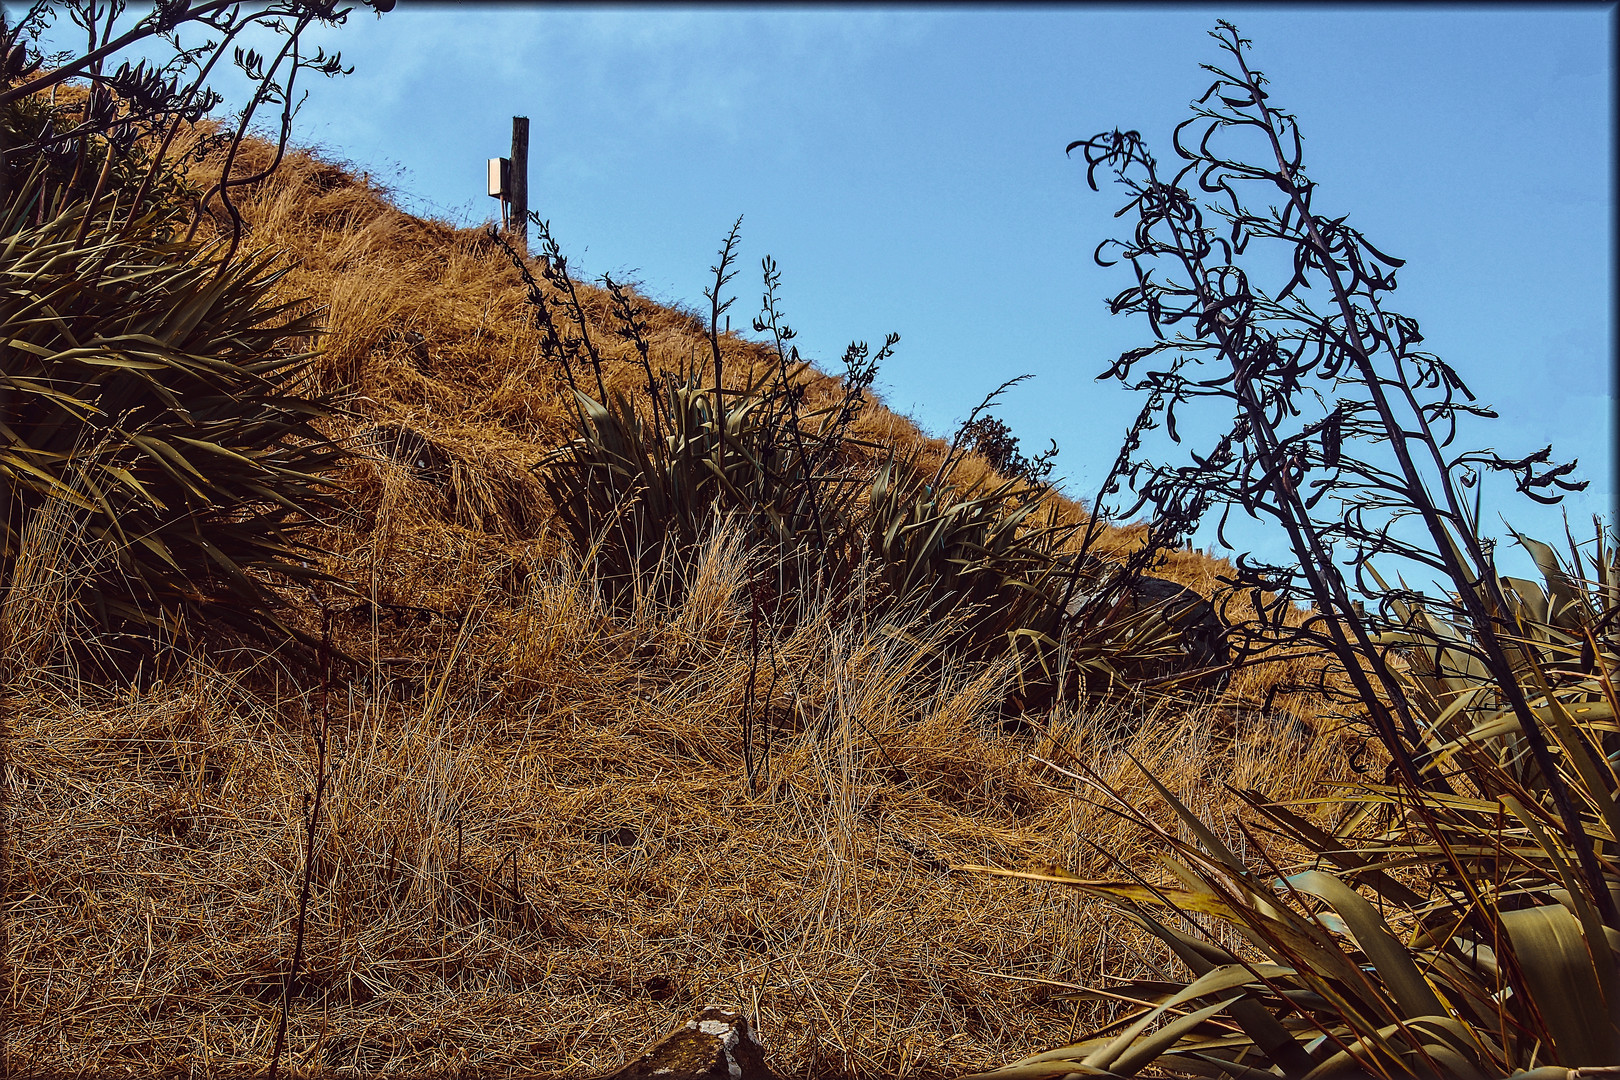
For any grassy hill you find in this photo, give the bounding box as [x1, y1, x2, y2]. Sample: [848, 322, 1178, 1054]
[5, 136, 1353, 1078]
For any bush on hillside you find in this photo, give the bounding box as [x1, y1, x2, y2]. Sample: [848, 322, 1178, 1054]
[508, 221, 1201, 708]
[0, 2, 380, 674]
[0, 192, 348, 674]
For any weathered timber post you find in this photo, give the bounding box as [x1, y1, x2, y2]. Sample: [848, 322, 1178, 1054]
[509, 116, 529, 251]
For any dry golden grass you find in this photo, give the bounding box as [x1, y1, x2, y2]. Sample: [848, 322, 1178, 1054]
[3, 137, 1365, 1078]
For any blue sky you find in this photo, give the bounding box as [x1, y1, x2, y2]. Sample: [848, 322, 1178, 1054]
[40, 4, 1616, 579]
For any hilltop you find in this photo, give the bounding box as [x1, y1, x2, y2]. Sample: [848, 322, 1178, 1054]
[6, 137, 1352, 1078]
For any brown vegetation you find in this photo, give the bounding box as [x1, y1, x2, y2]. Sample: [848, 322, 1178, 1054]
[4, 137, 1357, 1078]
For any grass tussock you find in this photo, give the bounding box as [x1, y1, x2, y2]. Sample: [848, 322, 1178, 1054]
[4, 133, 1362, 1078]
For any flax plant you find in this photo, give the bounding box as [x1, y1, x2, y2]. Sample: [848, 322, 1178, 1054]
[0, 192, 349, 671]
[515, 221, 1194, 710]
[969, 21, 1619, 1079]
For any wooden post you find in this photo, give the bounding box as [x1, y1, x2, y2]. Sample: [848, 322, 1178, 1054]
[509, 116, 529, 251]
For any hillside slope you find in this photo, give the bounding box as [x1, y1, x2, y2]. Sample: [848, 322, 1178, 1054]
[5, 141, 1350, 1078]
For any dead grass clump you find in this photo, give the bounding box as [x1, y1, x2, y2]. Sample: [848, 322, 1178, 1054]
[1, 489, 101, 685]
[7, 585, 1357, 1078]
[346, 419, 550, 539]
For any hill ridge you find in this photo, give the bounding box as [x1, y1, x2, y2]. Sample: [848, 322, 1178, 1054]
[5, 135, 1349, 1080]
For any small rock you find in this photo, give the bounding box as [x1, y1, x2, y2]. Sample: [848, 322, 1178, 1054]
[603, 1006, 778, 1080]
